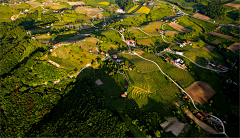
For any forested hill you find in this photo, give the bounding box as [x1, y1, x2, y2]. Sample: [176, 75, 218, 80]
[26, 78, 128, 137]
[0, 9, 129, 137]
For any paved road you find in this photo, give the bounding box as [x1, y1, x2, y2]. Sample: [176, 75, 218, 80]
[159, 51, 228, 73]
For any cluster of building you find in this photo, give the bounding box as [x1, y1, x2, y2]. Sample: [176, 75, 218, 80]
[143, 2, 154, 6]
[196, 112, 222, 126]
[179, 40, 192, 47]
[115, 9, 125, 14]
[157, 29, 164, 34]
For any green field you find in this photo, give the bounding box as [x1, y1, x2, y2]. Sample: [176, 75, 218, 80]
[0, 5, 19, 22]
[139, 21, 165, 35]
[121, 54, 159, 73]
[190, 17, 219, 33]
[49, 44, 99, 70]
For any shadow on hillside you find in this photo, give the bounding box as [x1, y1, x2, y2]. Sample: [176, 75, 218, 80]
[25, 67, 127, 136]
[1, 47, 46, 78]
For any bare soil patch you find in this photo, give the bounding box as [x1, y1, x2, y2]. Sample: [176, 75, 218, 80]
[28, 1, 41, 8]
[228, 43, 240, 51]
[86, 38, 98, 44]
[202, 46, 215, 52]
[165, 31, 179, 36]
[193, 13, 211, 20]
[225, 3, 240, 8]
[208, 32, 233, 39]
[169, 23, 191, 32]
[75, 7, 102, 18]
[51, 51, 58, 57]
[186, 81, 216, 104]
[67, 2, 85, 6]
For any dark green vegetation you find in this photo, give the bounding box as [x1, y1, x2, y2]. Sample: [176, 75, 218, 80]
[116, 0, 134, 11]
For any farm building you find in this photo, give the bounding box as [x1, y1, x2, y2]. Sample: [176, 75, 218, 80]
[95, 79, 103, 86]
[158, 29, 164, 34]
[186, 81, 216, 104]
[126, 40, 135, 46]
[115, 9, 125, 13]
[196, 113, 203, 118]
[113, 54, 118, 58]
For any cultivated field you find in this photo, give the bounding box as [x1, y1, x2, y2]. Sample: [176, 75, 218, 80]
[208, 32, 233, 39]
[139, 21, 165, 35]
[28, 1, 42, 8]
[169, 23, 191, 32]
[166, 68, 195, 88]
[75, 7, 103, 18]
[186, 81, 216, 104]
[67, 2, 85, 6]
[193, 13, 211, 20]
[227, 43, 240, 51]
[165, 31, 179, 36]
[50, 45, 98, 70]
[135, 6, 150, 14]
[202, 46, 215, 52]
[127, 5, 139, 13]
[225, 3, 240, 8]
[137, 38, 154, 46]
[121, 54, 159, 73]
[98, 2, 109, 5]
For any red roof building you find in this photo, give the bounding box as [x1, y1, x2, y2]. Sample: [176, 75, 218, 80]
[121, 94, 126, 97]
[113, 54, 118, 58]
[184, 95, 190, 99]
[158, 29, 163, 33]
[123, 65, 126, 68]
[197, 113, 203, 118]
[202, 112, 208, 117]
[166, 57, 170, 62]
[186, 40, 191, 43]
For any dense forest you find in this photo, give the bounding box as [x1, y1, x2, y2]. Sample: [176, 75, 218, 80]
[199, 5, 232, 19]
[115, 0, 134, 11]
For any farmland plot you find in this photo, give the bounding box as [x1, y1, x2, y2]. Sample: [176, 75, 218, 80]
[169, 23, 191, 32]
[193, 13, 211, 20]
[121, 54, 159, 73]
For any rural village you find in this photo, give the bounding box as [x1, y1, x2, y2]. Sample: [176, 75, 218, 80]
[0, 0, 239, 137]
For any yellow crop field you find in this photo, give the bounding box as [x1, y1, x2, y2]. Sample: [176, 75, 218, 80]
[127, 5, 139, 13]
[135, 7, 150, 14]
[98, 2, 109, 5]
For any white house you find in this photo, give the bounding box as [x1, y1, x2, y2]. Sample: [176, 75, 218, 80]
[115, 9, 125, 14]
[175, 51, 183, 56]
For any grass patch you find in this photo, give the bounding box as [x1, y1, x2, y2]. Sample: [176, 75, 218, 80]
[137, 38, 154, 46]
[139, 21, 164, 35]
[121, 54, 159, 73]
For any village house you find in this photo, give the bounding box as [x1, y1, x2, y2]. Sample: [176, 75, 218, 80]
[196, 113, 203, 118]
[115, 9, 125, 14]
[165, 47, 171, 51]
[209, 62, 216, 67]
[121, 92, 127, 98]
[126, 40, 135, 46]
[201, 112, 208, 117]
[129, 67, 132, 71]
[89, 49, 92, 52]
[184, 94, 190, 100]
[165, 20, 169, 23]
[166, 57, 171, 62]
[143, 2, 147, 6]
[158, 29, 164, 34]
[148, 2, 154, 5]
[116, 59, 123, 63]
[113, 54, 118, 59]
[128, 50, 131, 53]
